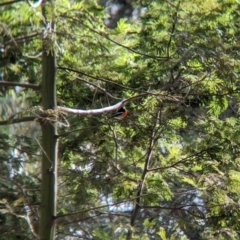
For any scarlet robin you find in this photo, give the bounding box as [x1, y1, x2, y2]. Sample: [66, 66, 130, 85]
[112, 107, 128, 120]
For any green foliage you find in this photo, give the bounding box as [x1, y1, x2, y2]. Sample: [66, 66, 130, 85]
[1, 0, 240, 239]
[93, 228, 110, 240]
[157, 227, 167, 240]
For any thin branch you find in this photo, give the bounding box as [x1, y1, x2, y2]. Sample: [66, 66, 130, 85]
[57, 65, 148, 93]
[95, 29, 169, 60]
[61, 212, 103, 226]
[7, 144, 42, 156]
[130, 111, 161, 227]
[0, 116, 36, 125]
[58, 66, 182, 102]
[56, 231, 90, 239]
[57, 92, 154, 115]
[0, 22, 17, 47]
[0, 81, 40, 90]
[107, 124, 139, 183]
[57, 123, 105, 138]
[166, 0, 180, 8]
[35, 137, 52, 165]
[183, 208, 229, 220]
[56, 193, 155, 220]
[24, 52, 43, 59]
[56, 200, 129, 220]
[58, 101, 125, 115]
[0, 100, 125, 126]
[140, 204, 193, 210]
[4, 32, 41, 46]
[148, 146, 220, 172]
[0, 92, 177, 126]
[75, 75, 122, 100]
[109, 124, 119, 160]
[166, 0, 181, 57]
[61, 15, 170, 61]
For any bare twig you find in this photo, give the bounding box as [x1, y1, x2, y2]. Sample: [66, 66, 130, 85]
[0, 81, 40, 90]
[57, 65, 147, 93]
[148, 146, 220, 172]
[60, 14, 170, 61]
[0, 116, 36, 125]
[109, 124, 119, 161]
[57, 123, 105, 138]
[76, 75, 122, 100]
[130, 110, 161, 227]
[58, 101, 125, 115]
[35, 137, 52, 165]
[24, 52, 43, 59]
[58, 65, 182, 102]
[56, 193, 156, 220]
[3, 32, 41, 46]
[166, 0, 181, 57]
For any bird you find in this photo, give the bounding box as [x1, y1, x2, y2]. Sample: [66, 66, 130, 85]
[112, 106, 128, 120]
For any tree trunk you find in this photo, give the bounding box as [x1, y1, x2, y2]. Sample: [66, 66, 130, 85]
[39, 1, 58, 239]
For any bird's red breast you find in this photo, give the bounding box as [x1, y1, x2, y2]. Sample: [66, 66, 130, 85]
[112, 107, 128, 119]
